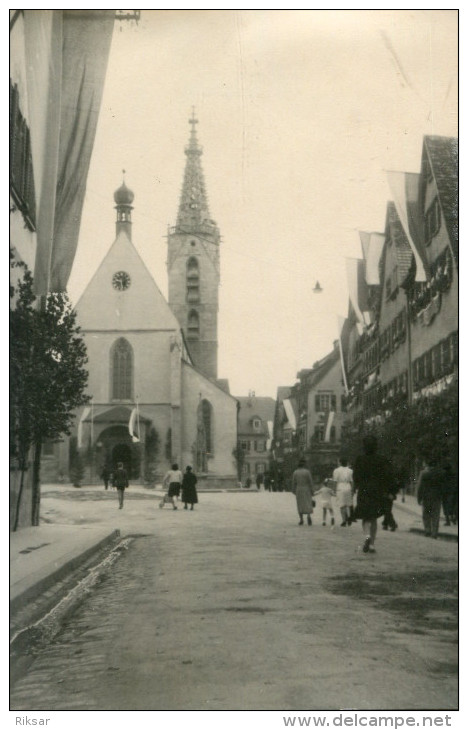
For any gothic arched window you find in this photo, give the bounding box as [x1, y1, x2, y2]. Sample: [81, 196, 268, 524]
[187, 309, 200, 340]
[186, 257, 200, 303]
[111, 338, 133, 400]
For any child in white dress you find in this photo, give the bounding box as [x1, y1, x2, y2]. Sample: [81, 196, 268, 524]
[314, 479, 336, 526]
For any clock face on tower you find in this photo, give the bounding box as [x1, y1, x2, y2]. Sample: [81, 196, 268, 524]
[112, 271, 131, 291]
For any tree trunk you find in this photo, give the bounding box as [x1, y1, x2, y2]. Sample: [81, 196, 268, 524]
[31, 438, 42, 526]
[12, 463, 27, 532]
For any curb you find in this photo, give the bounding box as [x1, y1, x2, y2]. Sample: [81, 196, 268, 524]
[10, 529, 121, 616]
[409, 527, 458, 543]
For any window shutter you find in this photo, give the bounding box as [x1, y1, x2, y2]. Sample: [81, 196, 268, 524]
[315, 395, 320, 411]
[331, 395, 337, 411]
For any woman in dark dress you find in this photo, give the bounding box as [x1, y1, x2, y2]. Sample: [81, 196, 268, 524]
[353, 435, 394, 553]
[181, 466, 198, 510]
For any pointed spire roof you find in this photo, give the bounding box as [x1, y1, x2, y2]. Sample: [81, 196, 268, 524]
[176, 109, 213, 230]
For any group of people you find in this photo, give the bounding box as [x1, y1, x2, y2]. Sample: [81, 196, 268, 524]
[292, 434, 455, 553]
[160, 463, 199, 511]
[99, 461, 198, 511]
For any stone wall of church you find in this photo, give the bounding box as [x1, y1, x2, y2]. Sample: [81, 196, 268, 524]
[82, 330, 173, 403]
[181, 362, 237, 485]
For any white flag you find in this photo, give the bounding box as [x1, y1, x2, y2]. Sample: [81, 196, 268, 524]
[324, 411, 335, 443]
[128, 406, 140, 443]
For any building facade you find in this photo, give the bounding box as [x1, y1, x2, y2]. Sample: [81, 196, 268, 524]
[340, 135, 458, 482]
[236, 394, 276, 483]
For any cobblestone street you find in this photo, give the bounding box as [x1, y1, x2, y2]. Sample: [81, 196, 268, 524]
[10, 489, 458, 711]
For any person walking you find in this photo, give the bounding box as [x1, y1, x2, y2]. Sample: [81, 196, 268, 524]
[112, 462, 129, 509]
[314, 479, 335, 526]
[333, 456, 354, 526]
[162, 463, 183, 510]
[100, 465, 111, 490]
[292, 458, 314, 526]
[416, 456, 446, 539]
[181, 465, 198, 510]
[381, 486, 399, 531]
[255, 473, 264, 491]
[353, 435, 394, 553]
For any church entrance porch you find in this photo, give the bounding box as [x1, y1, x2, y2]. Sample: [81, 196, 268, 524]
[111, 442, 132, 476]
[97, 425, 141, 481]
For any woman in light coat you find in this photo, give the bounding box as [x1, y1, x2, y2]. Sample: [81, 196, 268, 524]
[333, 456, 354, 526]
[292, 459, 314, 526]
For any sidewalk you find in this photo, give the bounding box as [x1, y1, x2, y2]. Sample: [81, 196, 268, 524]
[392, 493, 458, 542]
[10, 523, 121, 617]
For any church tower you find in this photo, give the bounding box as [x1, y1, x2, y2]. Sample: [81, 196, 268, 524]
[167, 111, 220, 381]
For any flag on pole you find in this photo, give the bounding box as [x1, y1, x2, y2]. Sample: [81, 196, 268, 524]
[78, 406, 91, 448]
[128, 404, 140, 443]
[324, 411, 335, 442]
[336, 315, 349, 394]
[386, 170, 427, 282]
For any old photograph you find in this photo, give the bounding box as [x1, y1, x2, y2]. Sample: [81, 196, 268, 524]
[9, 8, 458, 723]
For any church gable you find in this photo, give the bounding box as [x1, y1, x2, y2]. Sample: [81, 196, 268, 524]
[76, 231, 180, 332]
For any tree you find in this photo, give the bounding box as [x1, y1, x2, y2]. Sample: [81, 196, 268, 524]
[10, 258, 90, 528]
[341, 380, 458, 491]
[69, 437, 85, 488]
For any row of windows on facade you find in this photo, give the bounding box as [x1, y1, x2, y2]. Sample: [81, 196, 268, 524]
[361, 332, 458, 416]
[360, 310, 407, 375]
[297, 425, 337, 445]
[10, 80, 36, 231]
[294, 394, 346, 427]
[242, 462, 266, 476]
[240, 440, 267, 452]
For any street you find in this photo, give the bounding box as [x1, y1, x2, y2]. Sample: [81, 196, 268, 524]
[10, 488, 458, 711]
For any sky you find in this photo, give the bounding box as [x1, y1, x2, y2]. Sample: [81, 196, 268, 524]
[67, 9, 458, 399]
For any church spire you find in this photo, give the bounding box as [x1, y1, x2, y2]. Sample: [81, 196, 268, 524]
[114, 170, 134, 239]
[176, 108, 212, 230]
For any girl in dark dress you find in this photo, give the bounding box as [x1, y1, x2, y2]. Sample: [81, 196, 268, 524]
[181, 466, 198, 510]
[353, 435, 394, 553]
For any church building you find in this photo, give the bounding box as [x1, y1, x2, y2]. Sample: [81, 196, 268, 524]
[59, 117, 238, 487]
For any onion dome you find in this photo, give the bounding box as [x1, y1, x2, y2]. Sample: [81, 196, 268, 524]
[114, 180, 134, 206]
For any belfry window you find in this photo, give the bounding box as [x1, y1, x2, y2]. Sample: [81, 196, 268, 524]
[186, 257, 200, 303]
[187, 310, 200, 340]
[111, 338, 133, 400]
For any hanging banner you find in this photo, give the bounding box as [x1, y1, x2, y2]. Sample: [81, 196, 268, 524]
[359, 231, 385, 285]
[386, 170, 427, 282]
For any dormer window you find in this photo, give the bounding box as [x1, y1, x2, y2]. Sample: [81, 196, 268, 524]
[253, 418, 261, 430]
